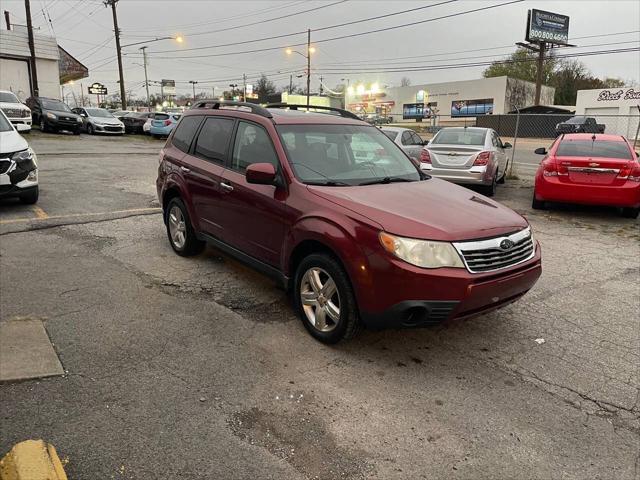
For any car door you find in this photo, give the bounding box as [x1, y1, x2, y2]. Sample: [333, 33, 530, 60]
[184, 116, 235, 238]
[217, 120, 288, 267]
[490, 131, 507, 176]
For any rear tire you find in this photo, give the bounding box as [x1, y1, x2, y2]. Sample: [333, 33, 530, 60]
[621, 207, 639, 219]
[20, 187, 39, 205]
[481, 175, 497, 197]
[165, 197, 205, 256]
[294, 253, 361, 344]
[532, 194, 546, 210]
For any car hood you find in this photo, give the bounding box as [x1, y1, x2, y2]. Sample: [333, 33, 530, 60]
[49, 109, 79, 118]
[0, 102, 29, 111]
[308, 178, 528, 241]
[0, 130, 29, 154]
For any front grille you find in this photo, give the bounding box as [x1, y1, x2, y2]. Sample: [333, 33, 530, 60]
[104, 125, 122, 131]
[0, 159, 12, 174]
[2, 108, 22, 117]
[453, 228, 535, 273]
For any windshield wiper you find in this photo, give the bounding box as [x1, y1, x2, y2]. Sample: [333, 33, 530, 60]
[358, 176, 415, 186]
[305, 180, 350, 187]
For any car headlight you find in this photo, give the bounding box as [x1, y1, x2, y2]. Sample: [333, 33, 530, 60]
[22, 109, 30, 118]
[379, 232, 464, 269]
[11, 148, 37, 169]
[46, 112, 56, 120]
[77, 117, 83, 123]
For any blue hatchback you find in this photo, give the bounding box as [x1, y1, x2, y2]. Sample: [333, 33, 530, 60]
[149, 113, 181, 138]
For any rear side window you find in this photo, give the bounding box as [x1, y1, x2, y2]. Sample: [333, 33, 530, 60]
[382, 130, 397, 141]
[171, 116, 202, 153]
[194, 117, 234, 164]
[556, 140, 632, 160]
[231, 121, 279, 173]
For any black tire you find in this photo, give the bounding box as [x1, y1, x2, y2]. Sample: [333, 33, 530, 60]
[532, 194, 546, 210]
[73, 127, 81, 135]
[293, 253, 361, 344]
[87, 124, 94, 135]
[480, 175, 497, 197]
[621, 207, 639, 219]
[20, 186, 39, 205]
[164, 197, 205, 256]
[497, 161, 508, 184]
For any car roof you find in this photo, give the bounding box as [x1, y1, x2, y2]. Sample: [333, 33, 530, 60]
[438, 126, 490, 132]
[184, 107, 368, 126]
[560, 133, 627, 142]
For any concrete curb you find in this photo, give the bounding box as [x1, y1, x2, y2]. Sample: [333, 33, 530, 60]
[0, 440, 67, 480]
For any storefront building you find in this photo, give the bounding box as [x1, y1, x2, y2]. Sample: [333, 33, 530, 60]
[345, 76, 555, 123]
[575, 87, 640, 139]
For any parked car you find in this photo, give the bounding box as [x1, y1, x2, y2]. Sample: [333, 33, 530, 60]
[533, 133, 640, 218]
[364, 113, 392, 125]
[120, 112, 154, 134]
[555, 116, 605, 136]
[0, 90, 31, 133]
[149, 112, 181, 138]
[0, 109, 38, 204]
[26, 96, 82, 134]
[420, 127, 511, 196]
[381, 127, 426, 164]
[72, 107, 124, 135]
[156, 102, 541, 344]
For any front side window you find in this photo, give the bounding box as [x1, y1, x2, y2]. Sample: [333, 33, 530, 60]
[171, 116, 202, 153]
[276, 124, 421, 186]
[194, 117, 234, 163]
[410, 132, 423, 145]
[556, 140, 632, 160]
[231, 121, 279, 172]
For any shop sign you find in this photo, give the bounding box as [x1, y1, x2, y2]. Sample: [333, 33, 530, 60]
[597, 88, 640, 101]
[88, 82, 107, 95]
[526, 9, 570, 45]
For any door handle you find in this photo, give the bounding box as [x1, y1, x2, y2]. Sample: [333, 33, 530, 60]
[180, 166, 190, 173]
[220, 182, 234, 192]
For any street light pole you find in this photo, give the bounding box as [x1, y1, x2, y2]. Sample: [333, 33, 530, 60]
[189, 80, 198, 103]
[306, 28, 311, 108]
[104, 0, 126, 110]
[140, 46, 151, 110]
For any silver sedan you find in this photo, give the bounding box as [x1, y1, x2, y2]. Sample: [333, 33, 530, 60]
[380, 126, 426, 163]
[420, 127, 511, 196]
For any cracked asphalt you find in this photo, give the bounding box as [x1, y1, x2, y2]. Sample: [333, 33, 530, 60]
[0, 131, 638, 479]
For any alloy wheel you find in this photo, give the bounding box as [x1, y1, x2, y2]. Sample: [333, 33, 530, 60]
[300, 267, 341, 332]
[168, 205, 187, 250]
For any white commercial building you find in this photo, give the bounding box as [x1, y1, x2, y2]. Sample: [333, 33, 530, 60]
[345, 76, 555, 122]
[575, 87, 640, 139]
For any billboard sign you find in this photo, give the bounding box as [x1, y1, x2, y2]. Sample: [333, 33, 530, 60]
[88, 82, 107, 95]
[245, 84, 253, 95]
[526, 9, 570, 45]
[161, 79, 176, 95]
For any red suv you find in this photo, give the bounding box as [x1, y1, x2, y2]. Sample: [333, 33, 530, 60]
[156, 102, 542, 343]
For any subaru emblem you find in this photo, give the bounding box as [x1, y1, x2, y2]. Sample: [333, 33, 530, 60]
[500, 239, 515, 250]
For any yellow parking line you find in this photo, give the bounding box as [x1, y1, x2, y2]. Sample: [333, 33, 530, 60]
[0, 207, 161, 225]
[32, 206, 49, 219]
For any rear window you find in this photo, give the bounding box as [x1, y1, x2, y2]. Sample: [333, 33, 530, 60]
[556, 140, 632, 160]
[432, 129, 485, 146]
[171, 116, 202, 153]
[155, 113, 169, 120]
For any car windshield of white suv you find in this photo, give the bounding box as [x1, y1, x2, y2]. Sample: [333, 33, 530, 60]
[42, 99, 72, 112]
[565, 117, 586, 124]
[0, 92, 20, 103]
[0, 112, 13, 132]
[556, 140, 632, 160]
[431, 129, 485, 145]
[277, 124, 421, 186]
[86, 108, 114, 118]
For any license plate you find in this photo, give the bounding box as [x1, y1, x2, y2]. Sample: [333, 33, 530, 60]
[0, 174, 11, 185]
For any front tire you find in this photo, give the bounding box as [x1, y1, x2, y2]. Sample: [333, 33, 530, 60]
[40, 118, 48, 133]
[497, 161, 508, 184]
[87, 124, 94, 135]
[165, 197, 205, 256]
[294, 253, 361, 344]
[621, 207, 639, 219]
[20, 186, 39, 204]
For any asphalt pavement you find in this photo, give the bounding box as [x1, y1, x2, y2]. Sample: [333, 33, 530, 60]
[0, 130, 638, 479]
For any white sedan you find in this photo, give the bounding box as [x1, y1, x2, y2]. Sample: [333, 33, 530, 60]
[380, 126, 426, 163]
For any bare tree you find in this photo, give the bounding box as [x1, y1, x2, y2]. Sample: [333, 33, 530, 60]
[400, 77, 411, 87]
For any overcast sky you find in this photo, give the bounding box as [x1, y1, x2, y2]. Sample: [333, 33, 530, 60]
[3, 0, 639, 100]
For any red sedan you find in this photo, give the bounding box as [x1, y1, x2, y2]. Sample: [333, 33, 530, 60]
[533, 134, 640, 218]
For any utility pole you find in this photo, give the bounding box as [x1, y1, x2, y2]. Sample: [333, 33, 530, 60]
[306, 28, 311, 108]
[319, 75, 324, 95]
[80, 82, 85, 106]
[189, 80, 198, 103]
[4, 10, 11, 30]
[24, 0, 38, 96]
[140, 46, 151, 110]
[534, 42, 546, 106]
[105, 0, 126, 110]
[289, 74, 293, 95]
[211, 86, 215, 99]
[242, 73, 247, 102]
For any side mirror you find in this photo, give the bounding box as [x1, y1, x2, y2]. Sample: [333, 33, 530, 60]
[503, 142, 512, 149]
[246, 163, 277, 185]
[534, 147, 547, 155]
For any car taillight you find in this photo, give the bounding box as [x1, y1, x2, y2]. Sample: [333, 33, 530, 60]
[620, 163, 640, 182]
[542, 160, 568, 177]
[420, 149, 432, 163]
[473, 151, 491, 166]
[163, 119, 171, 126]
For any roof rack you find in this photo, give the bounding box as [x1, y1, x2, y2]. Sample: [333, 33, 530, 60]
[190, 100, 273, 119]
[264, 103, 361, 120]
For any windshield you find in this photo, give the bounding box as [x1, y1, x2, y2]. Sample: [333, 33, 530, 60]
[0, 111, 13, 132]
[556, 140, 632, 160]
[0, 92, 20, 103]
[566, 116, 586, 124]
[86, 108, 114, 118]
[431, 128, 486, 146]
[382, 130, 398, 141]
[42, 99, 71, 112]
[277, 124, 421, 186]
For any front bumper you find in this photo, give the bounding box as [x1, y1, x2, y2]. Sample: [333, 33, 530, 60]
[93, 124, 124, 134]
[49, 118, 81, 130]
[535, 175, 640, 208]
[422, 164, 494, 186]
[8, 118, 32, 129]
[358, 245, 542, 329]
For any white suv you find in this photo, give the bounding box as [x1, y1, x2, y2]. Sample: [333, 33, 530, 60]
[0, 109, 38, 204]
[0, 90, 31, 132]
